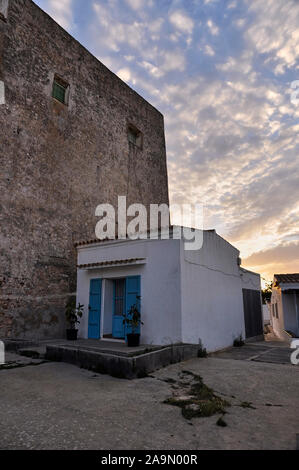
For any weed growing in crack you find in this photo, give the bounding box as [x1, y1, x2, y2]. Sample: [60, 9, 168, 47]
[239, 401, 256, 410]
[163, 370, 230, 421]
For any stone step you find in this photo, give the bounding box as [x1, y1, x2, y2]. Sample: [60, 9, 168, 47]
[18, 346, 47, 360]
[1, 339, 40, 353]
[46, 343, 200, 379]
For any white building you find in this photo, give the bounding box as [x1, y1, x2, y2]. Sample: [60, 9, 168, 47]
[270, 274, 299, 340]
[76, 228, 263, 353]
[262, 303, 271, 325]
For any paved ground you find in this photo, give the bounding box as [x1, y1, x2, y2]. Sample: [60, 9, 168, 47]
[0, 342, 298, 450]
[3, 338, 163, 358]
[212, 341, 293, 365]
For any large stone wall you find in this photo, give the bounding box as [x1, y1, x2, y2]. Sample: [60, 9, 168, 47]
[0, 0, 169, 339]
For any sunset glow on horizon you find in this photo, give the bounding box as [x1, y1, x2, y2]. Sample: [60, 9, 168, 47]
[35, 0, 299, 284]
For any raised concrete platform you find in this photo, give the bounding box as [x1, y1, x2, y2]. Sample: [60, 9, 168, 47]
[1, 338, 200, 378]
[45, 340, 201, 379]
[1, 338, 40, 352]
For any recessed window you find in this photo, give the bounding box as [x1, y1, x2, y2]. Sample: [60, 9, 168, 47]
[114, 279, 126, 316]
[0, 0, 9, 21]
[128, 125, 143, 149]
[52, 75, 69, 105]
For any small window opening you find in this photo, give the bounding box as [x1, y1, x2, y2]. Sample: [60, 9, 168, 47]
[114, 279, 126, 316]
[52, 75, 69, 105]
[128, 125, 143, 149]
[0, 0, 9, 21]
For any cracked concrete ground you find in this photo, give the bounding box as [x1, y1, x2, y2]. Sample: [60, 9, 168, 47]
[0, 352, 47, 370]
[0, 349, 298, 450]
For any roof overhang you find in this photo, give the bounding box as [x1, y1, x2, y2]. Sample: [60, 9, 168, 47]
[77, 258, 147, 270]
[280, 283, 299, 292]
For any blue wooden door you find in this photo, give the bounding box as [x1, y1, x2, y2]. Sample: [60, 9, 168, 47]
[125, 276, 141, 338]
[88, 279, 102, 339]
[112, 279, 126, 339]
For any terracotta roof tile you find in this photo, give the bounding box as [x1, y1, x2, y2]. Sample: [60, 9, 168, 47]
[274, 273, 299, 284]
[74, 227, 217, 248]
[77, 258, 146, 269]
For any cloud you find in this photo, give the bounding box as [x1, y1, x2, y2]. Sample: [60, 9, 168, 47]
[117, 67, 135, 84]
[244, 242, 299, 266]
[246, 0, 299, 75]
[160, 50, 186, 73]
[46, 0, 73, 30]
[139, 61, 164, 78]
[169, 10, 194, 34]
[93, 3, 145, 52]
[36, 0, 299, 282]
[243, 241, 299, 280]
[204, 45, 215, 56]
[125, 0, 144, 10]
[207, 19, 219, 35]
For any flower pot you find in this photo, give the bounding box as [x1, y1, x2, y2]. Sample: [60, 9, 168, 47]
[127, 333, 140, 347]
[66, 329, 78, 341]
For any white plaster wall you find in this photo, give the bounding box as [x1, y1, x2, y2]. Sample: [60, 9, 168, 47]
[76, 232, 261, 350]
[76, 238, 182, 345]
[240, 269, 261, 291]
[262, 304, 271, 324]
[270, 287, 288, 340]
[282, 292, 299, 337]
[180, 231, 246, 352]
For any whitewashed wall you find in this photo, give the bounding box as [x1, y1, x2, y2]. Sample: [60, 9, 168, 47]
[240, 269, 261, 291]
[77, 238, 182, 345]
[262, 304, 271, 324]
[270, 287, 288, 340]
[180, 231, 246, 352]
[76, 231, 261, 351]
[282, 292, 299, 336]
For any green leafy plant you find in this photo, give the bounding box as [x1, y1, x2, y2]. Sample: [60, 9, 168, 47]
[65, 297, 84, 330]
[198, 346, 208, 358]
[233, 334, 245, 348]
[262, 281, 272, 304]
[123, 297, 143, 334]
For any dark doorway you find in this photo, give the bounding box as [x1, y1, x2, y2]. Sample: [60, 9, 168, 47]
[242, 289, 263, 339]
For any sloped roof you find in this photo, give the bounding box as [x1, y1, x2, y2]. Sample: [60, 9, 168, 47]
[74, 227, 217, 248]
[274, 273, 299, 284]
[77, 258, 146, 269]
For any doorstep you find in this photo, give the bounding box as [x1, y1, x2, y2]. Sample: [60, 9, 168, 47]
[45, 341, 200, 379]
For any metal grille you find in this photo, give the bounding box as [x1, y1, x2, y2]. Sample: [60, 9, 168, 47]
[114, 279, 125, 316]
[52, 81, 66, 104]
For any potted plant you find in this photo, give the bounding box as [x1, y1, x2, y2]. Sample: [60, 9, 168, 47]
[65, 297, 84, 341]
[233, 334, 245, 348]
[123, 299, 143, 347]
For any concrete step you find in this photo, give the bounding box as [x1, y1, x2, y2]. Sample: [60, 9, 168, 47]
[18, 346, 47, 360]
[1, 339, 40, 353]
[46, 343, 200, 379]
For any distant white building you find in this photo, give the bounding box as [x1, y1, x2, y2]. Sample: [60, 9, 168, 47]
[270, 274, 299, 340]
[75, 228, 263, 353]
[263, 303, 271, 325]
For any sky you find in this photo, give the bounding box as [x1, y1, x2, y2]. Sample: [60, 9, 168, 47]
[34, 0, 299, 284]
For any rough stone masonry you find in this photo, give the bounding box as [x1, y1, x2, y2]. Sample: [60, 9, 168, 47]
[0, 0, 169, 339]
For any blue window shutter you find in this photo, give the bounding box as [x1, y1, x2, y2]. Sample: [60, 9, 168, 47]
[88, 279, 102, 339]
[125, 276, 141, 337]
[112, 279, 126, 339]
